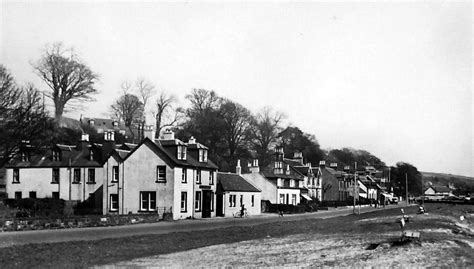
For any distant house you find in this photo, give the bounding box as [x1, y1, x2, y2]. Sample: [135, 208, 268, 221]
[424, 185, 453, 197]
[242, 148, 304, 208]
[319, 161, 348, 201]
[216, 164, 261, 217]
[284, 152, 321, 202]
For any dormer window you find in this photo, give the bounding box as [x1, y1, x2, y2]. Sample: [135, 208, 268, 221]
[274, 161, 283, 169]
[89, 150, 94, 161]
[199, 149, 207, 162]
[21, 152, 29, 162]
[177, 145, 187, 160]
[286, 165, 290, 175]
[277, 178, 283, 187]
[52, 150, 60, 161]
[290, 179, 295, 187]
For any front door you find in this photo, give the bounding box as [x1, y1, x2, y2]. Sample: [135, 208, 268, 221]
[202, 190, 212, 218]
[216, 193, 224, 217]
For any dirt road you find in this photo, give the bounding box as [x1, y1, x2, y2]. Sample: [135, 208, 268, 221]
[0, 205, 399, 248]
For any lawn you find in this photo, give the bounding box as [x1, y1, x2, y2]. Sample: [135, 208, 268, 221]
[1, 203, 473, 268]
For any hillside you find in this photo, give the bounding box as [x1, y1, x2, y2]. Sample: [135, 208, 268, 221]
[421, 171, 474, 195]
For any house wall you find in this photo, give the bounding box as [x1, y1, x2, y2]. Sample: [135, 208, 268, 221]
[276, 188, 300, 205]
[424, 188, 436, 195]
[242, 172, 277, 203]
[6, 167, 102, 201]
[191, 169, 217, 219]
[222, 191, 261, 217]
[120, 145, 175, 216]
[321, 169, 340, 201]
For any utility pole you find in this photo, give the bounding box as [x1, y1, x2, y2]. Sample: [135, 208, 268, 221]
[353, 162, 357, 214]
[405, 173, 409, 206]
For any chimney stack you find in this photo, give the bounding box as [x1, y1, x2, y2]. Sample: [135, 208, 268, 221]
[293, 151, 303, 164]
[143, 125, 155, 141]
[160, 129, 175, 140]
[188, 136, 196, 144]
[236, 159, 241, 175]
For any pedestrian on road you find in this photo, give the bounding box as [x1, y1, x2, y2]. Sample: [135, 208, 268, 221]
[278, 204, 284, 217]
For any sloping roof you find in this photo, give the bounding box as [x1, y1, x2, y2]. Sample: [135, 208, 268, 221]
[431, 185, 452, 193]
[293, 166, 311, 176]
[217, 172, 260, 192]
[283, 158, 304, 167]
[5, 143, 103, 168]
[124, 138, 219, 170]
[261, 167, 304, 180]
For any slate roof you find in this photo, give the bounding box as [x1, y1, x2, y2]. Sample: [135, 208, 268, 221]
[431, 185, 452, 193]
[5, 143, 103, 168]
[217, 172, 260, 192]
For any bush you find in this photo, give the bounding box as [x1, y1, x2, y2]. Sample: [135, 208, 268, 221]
[4, 198, 65, 218]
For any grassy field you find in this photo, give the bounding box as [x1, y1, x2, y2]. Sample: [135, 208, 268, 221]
[1, 203, 473, 268]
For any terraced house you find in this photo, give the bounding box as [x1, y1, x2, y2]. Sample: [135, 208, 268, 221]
[5, 134, 106, 208]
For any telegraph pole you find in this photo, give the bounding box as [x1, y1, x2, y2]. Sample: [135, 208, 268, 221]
[353, 162, 357, 214]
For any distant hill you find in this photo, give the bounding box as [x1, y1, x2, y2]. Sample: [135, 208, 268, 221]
[421, 171, 474, 195]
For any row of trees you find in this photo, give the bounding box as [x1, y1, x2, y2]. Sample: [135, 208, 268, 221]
[1, 42, 426, 197]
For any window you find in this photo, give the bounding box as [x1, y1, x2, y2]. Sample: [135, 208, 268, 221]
[199, 149, 208, 162]
[52, 168, 60, 183]
[89, 150, 94, 161]
[73, 169, 81, 183]
[290, 180, 295, 187]
[112, 166, 119, 182]
[52, 192, 59, 199]
[156, 166, 166, 182]
[196, 169, 201, 184]
[279, 194, 285, 204]
[15, 192, 22, 199]
[21, 152, 29, 162]
[229, 194, 236, 207]
[251, 195, 255, 207]
[240, 195, 243, 206]
[286, 194, 289, 204]
[110, 194, 118, 212]
[177, 146, 187, 160]
[29, 191, 36, 199]
[181, 192, 187, 212]
[87, 169, 95, 183]
[140, 192, 156, 211]
[292, 194, 297, 205]
[275, 161, 282, 169]
[12, 169, 19, 183]
[209, 171, 214, 185]
[277, 178, 283, 187]
[52, 150, 60, 161]
[195, 191, 201, 211]
[181, 168, 187, 183]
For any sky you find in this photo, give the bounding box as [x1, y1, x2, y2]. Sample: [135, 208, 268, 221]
[1, 1, 472, 176]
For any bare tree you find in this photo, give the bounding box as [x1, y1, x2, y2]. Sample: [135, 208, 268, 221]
[110, 84, 144, 142]
[0, 65, 54, 166]
[220, 99, 253, 158]
[251, 107, 286, 167]
[135, 78, 155, 139]
[153, 92, 182, 138]
[33, 43, 98, 122]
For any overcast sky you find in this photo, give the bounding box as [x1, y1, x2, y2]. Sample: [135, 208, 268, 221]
[1, 1, 472, 176]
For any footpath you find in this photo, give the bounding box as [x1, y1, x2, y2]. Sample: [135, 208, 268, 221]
[0, 204, 405, 248]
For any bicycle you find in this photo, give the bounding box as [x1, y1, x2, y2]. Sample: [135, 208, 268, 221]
[233, 209, 249, 218]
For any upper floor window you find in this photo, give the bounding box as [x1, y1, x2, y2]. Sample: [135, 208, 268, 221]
[112, 166, 119, 182]
[181, 168, 187, 183]
[52, 150, 60, 161]
[73, 168, 81, 183]
[196, 169, 201, 184]
[274, 161, 282, 169]
[209, 171, 214, 185]
[87, 168, 95, 183]
[181, 192, 187, 212]
[89, 150, 94, 161]
[156, 166, 166, 182]
[52, 168, 60, 183]
[277, 178, 283, 187]
[199, 149, 207, 162]
[177, 146, 187, 160]
[13, 168, 20, 183]
[290, 179, 295, 187]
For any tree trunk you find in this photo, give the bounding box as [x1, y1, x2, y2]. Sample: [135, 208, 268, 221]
[55, 102, 64, 125]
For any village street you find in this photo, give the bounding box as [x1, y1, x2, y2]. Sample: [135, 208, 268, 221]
[0, 205, 402, 248]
